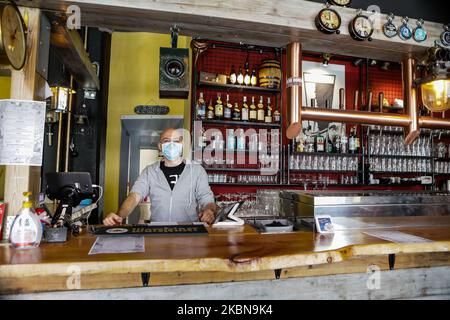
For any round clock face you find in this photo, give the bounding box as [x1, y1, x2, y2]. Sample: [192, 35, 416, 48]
[1, 4, 27, 70]
[413, 27, 427, 42]
[353, 16, 373, 39]
[319, 9, 341, 30]
[329, 0, 352, 6]
[399, 25, 412, 40]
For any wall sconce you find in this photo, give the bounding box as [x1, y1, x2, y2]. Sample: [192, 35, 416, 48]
[322, 53, 331, 67]
[50, 86, 76, 112]
[415, 46, 450, 113]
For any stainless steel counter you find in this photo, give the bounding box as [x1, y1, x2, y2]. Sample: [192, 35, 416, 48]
[279, 190, 450, 218]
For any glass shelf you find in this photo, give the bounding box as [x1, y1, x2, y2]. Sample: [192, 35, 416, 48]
[371, 171, 433, 175]
[290, 169, 361, 173]
[369, 154, 431, 159]
[292, 152, 362, 157]
[204, 167, 278, 172]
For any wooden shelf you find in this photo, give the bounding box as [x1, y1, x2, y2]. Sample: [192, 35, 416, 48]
[197, 81, 280, 94]
[200, 119, 281, 128]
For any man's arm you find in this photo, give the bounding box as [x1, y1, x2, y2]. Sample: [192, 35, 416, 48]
[199, 202, 217, 225]
[103, 192, 141, 226]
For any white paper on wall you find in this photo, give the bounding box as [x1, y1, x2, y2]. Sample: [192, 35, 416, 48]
[0, 99, 46, 166]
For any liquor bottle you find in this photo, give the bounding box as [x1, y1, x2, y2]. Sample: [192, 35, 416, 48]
[295, 134, 305, 153]
[206, 99, 214, 119]
[249, 96, 257, 122]
[229, 65, 237, 85]
[196, 92, 206, 120]
[334, 135, 341, 154]
[326, 134, 334, 153]
[214, 94, 223, 119]
[349, 127, 357, 154]
[244, 60, 251, 86]
[241, 96, 249, 121]
[250, 69, 258, 86]
[237, 66, 244, 85]
[272, 99, 281, 123]
[315, 132, 325, 152]
[224, 94, 232, 120]
[265, 97, 273, 123]
[232, 102, 241, 121]
[355, 129, 360, 154]
[257, 96, 265, 122]
[340, 130, 348, 154]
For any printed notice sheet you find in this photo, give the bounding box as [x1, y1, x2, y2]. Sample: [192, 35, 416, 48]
[88, 236, 145, 255]
[0, 100, 46, 165]
[363, 230, 433, 243]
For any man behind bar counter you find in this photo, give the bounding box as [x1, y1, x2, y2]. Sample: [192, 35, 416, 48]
[103, 128, 217, 226]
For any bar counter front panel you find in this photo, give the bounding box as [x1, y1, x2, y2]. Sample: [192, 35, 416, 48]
[1, 221, 450, 294]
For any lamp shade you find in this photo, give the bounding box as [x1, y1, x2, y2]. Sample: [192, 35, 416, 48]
[421, 79, 450, 113]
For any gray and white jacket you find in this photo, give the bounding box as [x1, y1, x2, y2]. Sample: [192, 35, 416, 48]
[130, 161, 215, 222]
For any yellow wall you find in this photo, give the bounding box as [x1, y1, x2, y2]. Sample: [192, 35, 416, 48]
[104, 32, 191, 215]
[0, 76, 11, 199]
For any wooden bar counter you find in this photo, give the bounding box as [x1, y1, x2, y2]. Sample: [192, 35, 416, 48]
[1, 222, 450, 296]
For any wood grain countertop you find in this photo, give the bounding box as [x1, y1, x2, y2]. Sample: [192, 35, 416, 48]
[1, 222, 450, 280]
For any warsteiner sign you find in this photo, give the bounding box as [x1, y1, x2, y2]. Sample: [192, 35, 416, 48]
[91, 224, 208, 236]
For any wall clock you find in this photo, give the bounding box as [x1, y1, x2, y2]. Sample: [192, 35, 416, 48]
[0, 3, 27, 70]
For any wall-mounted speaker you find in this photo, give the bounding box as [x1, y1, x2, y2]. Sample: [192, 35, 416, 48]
[159, 47, 190, 99]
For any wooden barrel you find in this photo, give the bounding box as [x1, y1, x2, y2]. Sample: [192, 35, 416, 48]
[258, 59, 281, 89]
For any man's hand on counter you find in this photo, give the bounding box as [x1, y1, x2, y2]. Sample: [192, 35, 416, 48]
[199, 209, 215, 225]
[103, 213, 123, 226]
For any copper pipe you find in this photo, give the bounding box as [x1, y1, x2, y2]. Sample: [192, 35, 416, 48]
[302, 107, 411, 127]
[286, 42, 302, 139]
[419, 117, 450, 129]
[403, 58, 420, 145]
[353, 90, 359, 110]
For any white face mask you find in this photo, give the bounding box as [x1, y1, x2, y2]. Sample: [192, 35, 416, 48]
[161, 142, 183, 161]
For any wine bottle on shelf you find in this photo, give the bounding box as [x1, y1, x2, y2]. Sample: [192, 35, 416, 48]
[326, 133, 334, 153]
[264, 97, 273, 123]
[214, 93, 224, 119]
[250, 69, 257, 87]
[349, 126, 357, 154]
[206, 99, 214, 119]
[334, 135, 341, 154]
[249, 96, 257, 122]
[196, 92, 206, 120]
[257, 96, 265, 122]
[229, 65, 237, 85]
[244, 60, 251, 86]
[224, 94, 232, 120]
[315, 132, 325, 152]
[232, 102, 241, 121]
[272, 99, 281, 123]
[241, 96, 249, 122]
[237, 66, 244, 85]
[341, 130, 348, 154]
